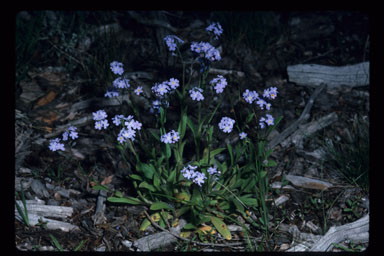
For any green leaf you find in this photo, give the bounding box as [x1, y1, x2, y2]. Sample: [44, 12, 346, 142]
[107, 196, 142, 205]
[178, 111, 188, 140]
[92, 184, 109, 191]
[165, 143, 171, 159]
[153, 172, 161, 190]
[49, 234, 64, 252]
[259, 171, 267, 179]
[240, 196, 259, 207]
[186, 116, 197, 139]
[115, 190, 123, 198]
[227, 143, 234, 166]
[246, 112, 255, 124]
[262, 160, 277, 167]
[150, 202, 173, 211]
[160, 106, 166, 124]
[137, 163, 156, 179]
[139, 181, 156, 192]
[149, 129, 160, 141]
[167, 169, 176, 184]
[210, 216, 232, 240]
[129, 174, 143, 181]
[183, 223, 197, 230]
[139, 218, 151, 231]
[232, 197, 245, 213]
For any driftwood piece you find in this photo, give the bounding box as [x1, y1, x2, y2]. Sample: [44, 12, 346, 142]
[287, 62, 369, 88]
[267, 83, 326, 150]
[281, 112, 338, 149]
[15, 200, 74, 219]
[285, 174, 333, 190]
[310, 214, 369, 251]
[15, 213, 79, 232]
[92, 190, 107, 225]
[133, 219, 187, 251]
[209, 67, 245, 77]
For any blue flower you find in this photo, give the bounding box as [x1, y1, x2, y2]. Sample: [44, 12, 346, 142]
[93, 110, 108, 121]
[206, 22, 223, 39]
[218, 116, 235, 133]
[191, 41, 221, 62]
[168, 78, 180, 90]
[164, 35, 184, 52]
[134, 86, 143, 95]
[243, 89, 259, 104]
[110, 61, 124, 75]
[210, 75, 227, 94]
[263, 87, 278, 99]
[239, 132, 247, 140]
[49, 138, 65, 152]
[189, 87, 204, 101]
[161, 130, 180, 144]
[113, 77, 130, 89]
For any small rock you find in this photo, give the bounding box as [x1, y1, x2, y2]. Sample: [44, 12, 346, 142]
[121, 240, 133, 248]
[280, 243, 290, 251]
[31, 179, 50, 198]
[274, 195, 290, 206]
[47, 199, 60, 206]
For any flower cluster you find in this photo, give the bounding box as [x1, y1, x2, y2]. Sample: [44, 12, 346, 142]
[49, 138, 65, 152]
[93, 110, 109, 130]
[218, 116, 235, 133]
[110, 61, 124, 75]
[113, 77, 130, 89]
[62, 126, 78, 141]
[104, 87, 120, 98]
[181, 165, 207, 187]
[115, 115, 142, 143]
[160, 130, 180, 144]
[49, 126, 79, 152]
[242, 89, 259, 104]
[207, 166, 221, 175]
[259, 114, 274, 129]
[263, 87, 278, 100]
[191, 41, 221, 62]
[189, 87, 204, 101]
[106, 61, 143, 98]
[151, 78, 180, 97]
[164, 35, 184, 53]
[210, 75, 227, 94]
[242, 86, 279, 129]
[206, 22, 223, 39]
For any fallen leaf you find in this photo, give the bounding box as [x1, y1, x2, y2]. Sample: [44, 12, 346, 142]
[101, 175, 114, 185]
[34, 90, 58, 108]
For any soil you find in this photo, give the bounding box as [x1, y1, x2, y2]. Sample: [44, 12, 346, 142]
[14, 11, 369, 252]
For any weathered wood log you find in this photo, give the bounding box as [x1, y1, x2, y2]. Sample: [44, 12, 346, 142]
[287, 62, 369, 88]
[281, 112, 338, 149]
[209, 67, 245, 77]
[133, 219, 187, 251]
[310, 214, 369, 251]
[15, 213, 79, 232]
[285, 174, 333, 190]
[15, 200, 74, 219]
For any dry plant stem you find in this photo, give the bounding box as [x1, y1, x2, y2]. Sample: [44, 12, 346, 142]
[267, 83, 326, 150]
[143, 211, 244, 248]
